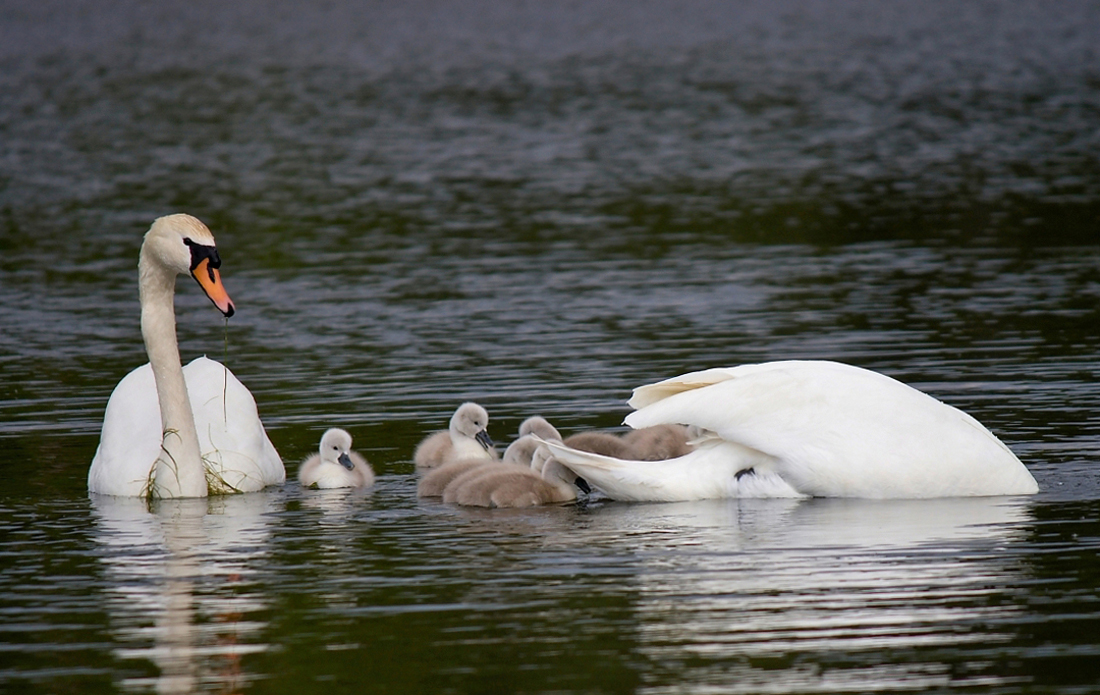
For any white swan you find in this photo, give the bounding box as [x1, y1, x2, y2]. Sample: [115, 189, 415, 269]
[413, 402, 497, 469]
[543, 360, 1039, 501]
[299, 428, 374, 489]
[88, 214, 285, 498]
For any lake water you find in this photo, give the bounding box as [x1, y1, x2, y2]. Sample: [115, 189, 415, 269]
[2, 1, 1100, 693]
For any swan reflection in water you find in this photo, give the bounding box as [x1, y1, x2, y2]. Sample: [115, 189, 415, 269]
[581, 496, 1034, 694]
[453, 494, 1035, 694]
[90, 492, 279, 694]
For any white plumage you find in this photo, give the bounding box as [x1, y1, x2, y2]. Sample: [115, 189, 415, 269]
[88, 214, 284, 497]
[544, 360, 1038, 501]
[90, 357, 284, 496]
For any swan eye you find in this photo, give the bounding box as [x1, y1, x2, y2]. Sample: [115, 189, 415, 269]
[183, 238, 223, 272]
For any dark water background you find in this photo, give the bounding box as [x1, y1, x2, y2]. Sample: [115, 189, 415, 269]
[1, 1, 1099, 693]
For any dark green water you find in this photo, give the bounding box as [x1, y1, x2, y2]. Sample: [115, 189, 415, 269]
[2, 1, 1100, 693]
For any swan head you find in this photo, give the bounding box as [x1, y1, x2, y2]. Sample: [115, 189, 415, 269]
[450, 402, 494, 451]
[144, 214, 235, 317]
[517, 416, 562, 442]
[319, 428, 356, 470]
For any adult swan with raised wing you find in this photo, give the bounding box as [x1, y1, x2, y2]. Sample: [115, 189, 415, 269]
[543, 361, 1038, 501]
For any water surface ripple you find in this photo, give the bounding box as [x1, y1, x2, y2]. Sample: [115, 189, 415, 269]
[1, 2, 1099, 693]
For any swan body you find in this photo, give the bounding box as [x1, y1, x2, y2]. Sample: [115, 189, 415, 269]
[90, 357, 284, 496]
[299, 428, 374, 489]
[413, 402, 497, 469]
[545, 361, 1038, 500]
[88, 214, 284, 498]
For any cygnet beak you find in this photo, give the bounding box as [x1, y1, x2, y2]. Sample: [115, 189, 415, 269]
[338, 452, 355, 471]
[475, 430, 494, 451]
[575, 477, 592, 494]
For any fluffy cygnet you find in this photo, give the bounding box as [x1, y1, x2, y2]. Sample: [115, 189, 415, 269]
[519, 416, 562, 441]
[563, 430, 633, 458]
[622, 424, 694, 460]
[419, 413, 552, 497]
[502, 416, 563, 465]
[441, 461, 513, 505]
[299, 428, 374, 489]
[413, 402, 497, 469]
[418, 457, 496, 498]
[444, 446, 586, 508]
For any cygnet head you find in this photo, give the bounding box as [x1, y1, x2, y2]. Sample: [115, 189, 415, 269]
[517, 416, 562, 442]
[319, 428, 356, 471]
[142, 214, 234, 317]
[502, 435, 539, 465]
[450, 402, 494, 451]
[532, 445, 592, 494]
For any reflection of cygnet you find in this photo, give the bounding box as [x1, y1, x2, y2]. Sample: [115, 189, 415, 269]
[414, 402, 497, 469]
[622, 424, 694, 460]
[444, 446, 586, 508]
[299, 428, 375, 489]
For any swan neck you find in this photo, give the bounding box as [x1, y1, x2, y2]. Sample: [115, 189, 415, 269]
[139, 248, 207, 498]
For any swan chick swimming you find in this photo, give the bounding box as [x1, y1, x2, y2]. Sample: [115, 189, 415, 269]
[414, 402, 497, 469]
[622, 424, 693, 460]
[299, 428, 374, 489]
[545, 360, 1039, 500]
[418, 457, 497, 497]
[420, 416, 564, 497]
[503, 416, 563, 464]
[445, 446, 585, 508]
[562, 430, 633, 459]
[518, 416, 562, 441]
[88, 214, 284, 498]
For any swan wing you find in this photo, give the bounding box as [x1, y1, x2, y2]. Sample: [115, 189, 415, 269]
[624, 361, 1038, 498]
[627, 367, 741, 409]
[89, 358, 285, 496]
[541, 437, 800, 501]
[184, 357, 285, 492]
[89, 364, 163, 496]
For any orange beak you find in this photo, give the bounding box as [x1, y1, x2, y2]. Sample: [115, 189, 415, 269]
[191, 258, 236, 317]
